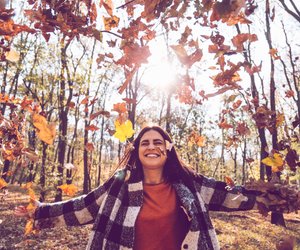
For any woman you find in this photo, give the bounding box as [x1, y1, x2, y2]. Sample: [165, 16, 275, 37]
[15, 125, 299, 250]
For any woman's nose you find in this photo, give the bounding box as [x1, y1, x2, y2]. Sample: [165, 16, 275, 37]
[147, 143, 155, 149]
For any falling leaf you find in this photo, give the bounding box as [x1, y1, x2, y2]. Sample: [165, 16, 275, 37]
[112, 102, 127, 114]
[269, 48, 281, 60]
[85, 124, 99, 131]
[57, 184, 78, 197]
[236, 122, 250, 136]
[85, 142, 95, 151]
[225, 176, 235, 188]
[32, 113, 56, 145]
[101, 0, 113, 16]
[262, 153, 284, 172]
[285, 90, 294, 98]
[5, 48, 20, 62]
[90, 110, 110, 120]
[0, 178, 8, 189]
[80, 96, 89, 105]
[24, 219, 34, 235]
[218, 119, 233, 129]
[103, 15, 120, 31]
[276, 113, 285, 127]
[113, 119, 135, 142]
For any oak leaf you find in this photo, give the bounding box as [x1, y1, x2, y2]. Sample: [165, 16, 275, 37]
[113, 119, 134, 143]
[32, 113, 56, 145]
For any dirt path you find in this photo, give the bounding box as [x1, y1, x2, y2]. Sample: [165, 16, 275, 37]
[1, 186, 299, 250]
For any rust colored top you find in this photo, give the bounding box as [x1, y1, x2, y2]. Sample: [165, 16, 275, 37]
[134, 181, 189, 250]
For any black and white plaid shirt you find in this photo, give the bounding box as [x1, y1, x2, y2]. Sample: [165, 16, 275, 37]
[34, 169, 258, 249]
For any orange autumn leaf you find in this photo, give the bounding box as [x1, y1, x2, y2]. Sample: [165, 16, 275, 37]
[80, 96, 89, 105]
[101, 0, 113, 16]
[218, 119, 233, 129]
[225, 176, 235, 188]
[262, 153, 284, 172]
[231, 33, 257, 52]
[85, 124, 100, 131]
[269, 48, 281, 60]
[24, 219, 34, 235]
[57, 184, 78, 197]
[0, 178, 8, 189]
[103, 15, 119, 31]
[112, 102, 127, 114]
[32, 113, 56, 145]
[276, 113, 285, 127]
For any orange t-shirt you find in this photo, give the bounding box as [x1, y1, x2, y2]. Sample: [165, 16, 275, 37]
[134, 181, 189, 250]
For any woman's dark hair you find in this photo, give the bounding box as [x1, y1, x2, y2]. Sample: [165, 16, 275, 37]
[118, 125, 196, 185]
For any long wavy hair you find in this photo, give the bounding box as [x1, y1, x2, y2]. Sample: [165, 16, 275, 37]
[118, 125, 196, 185]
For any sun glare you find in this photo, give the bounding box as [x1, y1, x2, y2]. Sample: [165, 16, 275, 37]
[141, 62, 176, 89]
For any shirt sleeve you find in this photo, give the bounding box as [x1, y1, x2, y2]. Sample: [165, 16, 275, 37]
[193, 174, 260, 211]
[33, 172, 117, 229]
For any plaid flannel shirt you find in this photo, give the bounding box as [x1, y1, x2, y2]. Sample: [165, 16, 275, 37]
[34, 169, 257, 250]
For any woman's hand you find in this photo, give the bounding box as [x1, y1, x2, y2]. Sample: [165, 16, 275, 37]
[14, 205, 31, 219]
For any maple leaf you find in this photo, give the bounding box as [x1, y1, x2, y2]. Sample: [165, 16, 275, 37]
[112, 102, 127, 114]
[262, 153, 284, 172]
[32, 113, 56, 145]
[0, 178, 8, 189]
[57, 184, 78, 197]
[113, 119, 134, 143]
[231, 33, 257, 52]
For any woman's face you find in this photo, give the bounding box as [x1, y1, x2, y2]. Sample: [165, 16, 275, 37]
[138, 130, 167, 171]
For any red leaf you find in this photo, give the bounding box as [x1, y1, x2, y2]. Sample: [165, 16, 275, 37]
[85, 125, 99, 131]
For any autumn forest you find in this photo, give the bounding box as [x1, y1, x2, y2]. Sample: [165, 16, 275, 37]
[0, 0, 300, 249]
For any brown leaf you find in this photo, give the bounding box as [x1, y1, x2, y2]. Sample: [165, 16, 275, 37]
[90, 110, 110, 120]
[85, 142, 95, 152]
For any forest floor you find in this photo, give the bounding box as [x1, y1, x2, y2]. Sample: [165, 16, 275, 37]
[0, 185, 300, 250]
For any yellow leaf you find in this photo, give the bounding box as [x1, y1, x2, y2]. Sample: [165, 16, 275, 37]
[113, 119, 135, 142]
[262, 153, 284, 172]
[276, 113, 284, 127]
[0, 178, 8, 189]
[24, 219, 34, 235]
[57, 184, 78, 197]
[5, 48, 20, 62]
[32, 113, 56, 145]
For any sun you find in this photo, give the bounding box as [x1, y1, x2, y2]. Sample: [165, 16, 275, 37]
[140, 40, 178, 90]
[141, 61, 177, 89]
